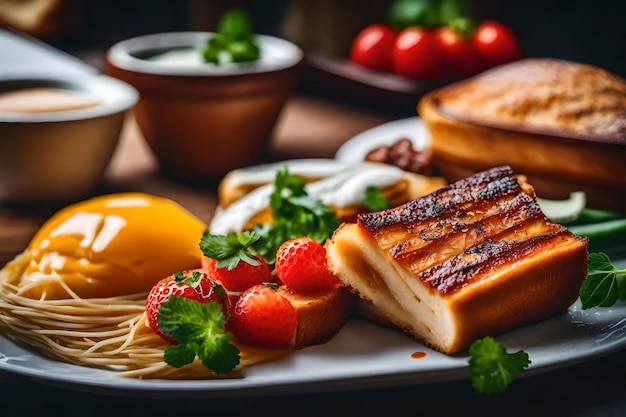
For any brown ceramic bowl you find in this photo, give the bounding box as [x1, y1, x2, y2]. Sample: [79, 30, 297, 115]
[104, 31, 304, 181]
[0, 74, 137, 206]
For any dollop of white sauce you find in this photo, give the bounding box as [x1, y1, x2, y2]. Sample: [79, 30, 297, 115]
[209, 162, 404, 234]
[149, 38, 299, 73]
[150, 48, 205, 67]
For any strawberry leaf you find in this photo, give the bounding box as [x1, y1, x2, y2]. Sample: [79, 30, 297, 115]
[158, 295, 240, 374]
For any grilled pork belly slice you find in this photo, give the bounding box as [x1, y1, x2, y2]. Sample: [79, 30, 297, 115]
[326, 166, 589, 354]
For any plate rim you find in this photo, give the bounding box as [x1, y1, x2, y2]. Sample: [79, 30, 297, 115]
[1, 299, 625, 397]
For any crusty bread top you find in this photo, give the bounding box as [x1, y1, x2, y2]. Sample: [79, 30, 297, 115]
[419, 58, 626, 143]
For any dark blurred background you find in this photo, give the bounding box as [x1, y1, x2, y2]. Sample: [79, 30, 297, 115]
[1, 0, 624, 77]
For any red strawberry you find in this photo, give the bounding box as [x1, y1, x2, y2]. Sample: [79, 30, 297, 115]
[202, 255, 270, 293]
[229, 284, 297, 349]
[200, 230, 271, 292]
[146, 270, 227, 343]
[275, 236, 339, 294]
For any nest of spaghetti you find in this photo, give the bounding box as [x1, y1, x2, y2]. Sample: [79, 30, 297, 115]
[0, 250, 286, 379]
[0, 192, 290, 379]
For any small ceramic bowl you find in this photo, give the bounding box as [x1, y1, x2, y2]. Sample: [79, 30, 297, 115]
[0, 74, 138, 206]
[104, 31, 304, 181]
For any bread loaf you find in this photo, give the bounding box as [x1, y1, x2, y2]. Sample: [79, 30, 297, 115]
[418, 58, 626, 212]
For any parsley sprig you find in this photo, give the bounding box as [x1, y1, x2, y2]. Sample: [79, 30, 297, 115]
[468, 336, 531, 395]
[252, 164, 340, 264]
[202, 8, 260, 65]
[199, 230, 262, 270]
[158, 295, 240, 374]
[363, 185, 390, 212]
[579, 252, 626, 309]
[468, 251, 625, 394]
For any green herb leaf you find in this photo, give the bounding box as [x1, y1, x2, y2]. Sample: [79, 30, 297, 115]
[438, 0, 464, 25]
[173, 270, 203, 287]
[388, 0, 441, 29]
[199, 230, 262, 270]
[227, 39, 261, 63]
[388, 0, 464, 30]
[579, 252, 626, 309]
[201, 8, 260, 65]
[218, 8, 254, 40]
[363, 186, 390, 212]
[468, 336, 530, 395]
[446, 16, 475, 39]
[158, 295, 240, 374]
[253, 164, 340, 264]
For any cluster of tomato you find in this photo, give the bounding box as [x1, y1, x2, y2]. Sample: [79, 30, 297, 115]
[349, 0, 523, 79]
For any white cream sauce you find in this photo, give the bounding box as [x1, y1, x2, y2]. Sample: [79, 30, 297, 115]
[209, 161, 404, 234]
[150, 42, 296, 73]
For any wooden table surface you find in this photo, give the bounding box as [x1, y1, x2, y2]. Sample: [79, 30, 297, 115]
[0, 93, 393, 267]
[1, 65, 626, 416]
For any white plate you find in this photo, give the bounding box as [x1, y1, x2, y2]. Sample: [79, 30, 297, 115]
[1, 292, 625, 397]
[335, 117, 427, 161]
[1, 155, 625, 397]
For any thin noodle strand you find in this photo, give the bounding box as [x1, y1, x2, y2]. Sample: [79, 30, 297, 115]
[0, 253, 284, 379]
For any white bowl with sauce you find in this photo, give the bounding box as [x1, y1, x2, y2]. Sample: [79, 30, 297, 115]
[0, 74, 138, 206]
[104, 31, 303, 181]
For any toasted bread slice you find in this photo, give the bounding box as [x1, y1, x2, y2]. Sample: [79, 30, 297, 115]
[279, 284, 355, 349]
[326, 166, 589, 354]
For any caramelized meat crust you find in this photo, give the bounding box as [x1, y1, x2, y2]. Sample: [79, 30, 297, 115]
[357, 166, 571, 294]
[327, 165, 589, 354]
[358, 165, 533, 232]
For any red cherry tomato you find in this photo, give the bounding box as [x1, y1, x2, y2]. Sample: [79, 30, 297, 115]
[391, 26, 444, 79]
[435, 25, 486, 77]
[349, 23, 397, 71]
[472, 20, 523, 66]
